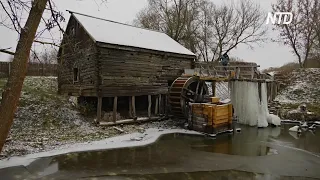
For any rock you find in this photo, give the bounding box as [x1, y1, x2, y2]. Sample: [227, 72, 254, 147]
[137, 127, 145, 133]
[130, 137, 143, 141]
[289, 125, 301, 132]
[113, 127, 125, 133]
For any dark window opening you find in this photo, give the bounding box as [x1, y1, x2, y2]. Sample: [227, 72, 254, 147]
[73, 67, 79, 82]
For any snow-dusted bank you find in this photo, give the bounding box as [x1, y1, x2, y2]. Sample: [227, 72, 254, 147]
[0, 128, 203, 169]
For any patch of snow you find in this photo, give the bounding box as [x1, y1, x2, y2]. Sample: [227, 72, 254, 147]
[0, 128, 202, 169]
[275, 68, 320, 104]
[267, 114, 281, 126]
[73, 13, 195, 56]
[289, 126, 300, 132]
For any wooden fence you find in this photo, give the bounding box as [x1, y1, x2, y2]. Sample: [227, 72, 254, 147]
[0, 62, 57, 77]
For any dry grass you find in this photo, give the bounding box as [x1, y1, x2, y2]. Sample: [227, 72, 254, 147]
[263, 58, 320, 74]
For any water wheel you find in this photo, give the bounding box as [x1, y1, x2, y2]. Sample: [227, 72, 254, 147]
[169, 76, 209, 119]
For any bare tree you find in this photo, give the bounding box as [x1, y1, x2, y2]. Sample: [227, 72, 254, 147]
[0, 0, 48, 152]
[272, 0, 318, 68]
[134, 0, 202, 53]
[30, 48, 58, 64]
[0, 0, 107, 152]
[135, 0, 267, 62]
[313, 1, 320, 57]
[197, 0, 267, 61]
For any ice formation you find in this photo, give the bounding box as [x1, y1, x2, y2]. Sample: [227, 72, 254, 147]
[289, 126, 301, 132]
[231, 81, 269, 127]
[267, 114, 281, 126]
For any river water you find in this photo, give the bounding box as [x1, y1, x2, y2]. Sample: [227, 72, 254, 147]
[1, 124, 320, 180]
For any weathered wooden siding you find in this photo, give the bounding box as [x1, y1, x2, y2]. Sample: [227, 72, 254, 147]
[97, 46, 194, 97]
[58, 16, 98, 96]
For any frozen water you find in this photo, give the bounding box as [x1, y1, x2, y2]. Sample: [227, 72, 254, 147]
[258, 83, 269, 128]
[267, 114, 281, 126]
[231, 81, 269, 127]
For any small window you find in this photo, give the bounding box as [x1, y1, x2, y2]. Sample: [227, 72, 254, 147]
[70, 27, 75, 36]
[73, 67, 79, 83]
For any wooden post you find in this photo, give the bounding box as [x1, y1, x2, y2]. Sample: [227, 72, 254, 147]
[148, 95, 152, 118]
[251, 66, 254, 79]
[155, 95, 159, 115]
[159, 94, 162, 115]
[236, 67, 240, 79]
[113, 96, 118, 123]
[270, 82, 273, 102]
[132, 96, 136, 120]
[212, 81, 216, 96]
[97, 96, 102, 123]
[129, 97, 132, 118]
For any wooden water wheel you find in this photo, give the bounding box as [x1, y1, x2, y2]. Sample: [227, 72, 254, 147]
[169, 76, 209, 119]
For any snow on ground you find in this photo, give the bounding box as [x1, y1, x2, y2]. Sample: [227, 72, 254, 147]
[0, 77, 182, 159]
[275, 68, 320, 104]
[0, 128, 202, 169]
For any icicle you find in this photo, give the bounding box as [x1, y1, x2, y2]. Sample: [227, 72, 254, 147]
[258, 83, 269, 128]
[231, 81, 269, 127]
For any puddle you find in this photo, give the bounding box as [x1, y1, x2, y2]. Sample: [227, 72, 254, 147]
[1, 124, 320, 180]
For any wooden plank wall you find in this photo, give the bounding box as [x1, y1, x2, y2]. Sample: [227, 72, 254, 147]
[58, 16, 98, 96]
[97, 47, 194, 97]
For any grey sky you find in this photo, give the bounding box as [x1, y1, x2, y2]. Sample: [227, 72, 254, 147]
[0, 0, 295, 69]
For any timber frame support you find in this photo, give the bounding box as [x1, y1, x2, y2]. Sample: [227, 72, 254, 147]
[97, 94, 167, 126]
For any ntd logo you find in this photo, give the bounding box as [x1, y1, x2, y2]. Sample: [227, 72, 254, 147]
[266, 12, 293, 25]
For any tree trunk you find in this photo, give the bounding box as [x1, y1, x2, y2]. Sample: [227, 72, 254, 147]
[0, 0, 48, 152]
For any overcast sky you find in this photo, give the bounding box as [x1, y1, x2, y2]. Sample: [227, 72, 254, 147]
[0, 0, 295, 69]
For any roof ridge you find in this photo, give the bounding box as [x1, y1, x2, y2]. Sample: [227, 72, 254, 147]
[67, 10, 164, 34]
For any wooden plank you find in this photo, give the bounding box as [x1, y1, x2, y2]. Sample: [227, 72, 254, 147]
[155, 95, 159, 115]
[251, 66, 255, 79]
[132, 96, 136, 120]
[99, 117, 162, 126]
[97, 96, 102, 123]
[148, 95, 152, 118]
[159, 94, 162, 114]
[212, 81, 216, 96]
[129, 96, 132, 118]
[113, 96, 118, 123]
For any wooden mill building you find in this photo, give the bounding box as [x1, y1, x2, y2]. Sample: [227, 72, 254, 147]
[57, 11, 196, 124]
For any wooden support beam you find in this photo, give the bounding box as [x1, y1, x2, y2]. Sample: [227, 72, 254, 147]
[97, 96, 102, 123]
[155, 95, 159, 115]
[129, 96, 132, 118]
[99, 117, 162, 126]
[113, 96, 118, 123]
[148, 95, 152, 118]
[132, 96, 136, 120]
[251, 66, 255, 79]
[236, 67, 240, 79]
[159, 94, 162, 115]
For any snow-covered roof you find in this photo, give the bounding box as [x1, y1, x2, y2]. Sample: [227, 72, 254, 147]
[71, 12, 195, 56]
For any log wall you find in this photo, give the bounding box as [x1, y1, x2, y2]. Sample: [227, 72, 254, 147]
[58, 16, 98, 96]
[97, 46, 194, 97]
